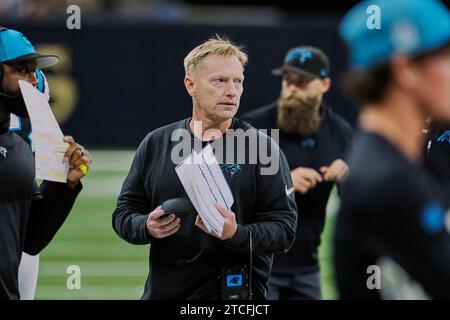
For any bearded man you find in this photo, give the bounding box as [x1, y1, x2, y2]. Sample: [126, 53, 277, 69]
[243, 46, 353, 300]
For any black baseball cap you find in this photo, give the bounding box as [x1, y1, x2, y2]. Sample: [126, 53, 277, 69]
[272, 46, 330, 80]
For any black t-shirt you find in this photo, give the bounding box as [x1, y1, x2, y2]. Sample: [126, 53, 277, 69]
[242, 102, 353, 273]
[112, 117, 298, 299]
[334, 131, 450, 299]
[0, 117, 81, 300]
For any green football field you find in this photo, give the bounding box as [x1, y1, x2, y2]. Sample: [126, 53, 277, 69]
[35, 150, 338, 300]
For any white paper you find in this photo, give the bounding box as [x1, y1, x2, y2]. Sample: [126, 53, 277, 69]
[19, 80, 69, 183]
[175, 144, 234, 237]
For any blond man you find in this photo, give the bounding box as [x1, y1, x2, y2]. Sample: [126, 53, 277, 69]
[113, 36, 297, 300]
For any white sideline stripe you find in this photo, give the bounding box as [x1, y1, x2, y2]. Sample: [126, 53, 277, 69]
[39, 261, 148, 276]
[81, 177, 126, 198]
[88, 150, 134, 172]
[43, 241, 148, 253]
[36, 285, 144, 300]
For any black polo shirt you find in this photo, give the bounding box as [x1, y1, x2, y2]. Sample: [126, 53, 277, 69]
[242, 102, 353, 274]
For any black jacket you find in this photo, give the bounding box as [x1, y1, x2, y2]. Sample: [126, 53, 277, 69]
[0, 116, 82, 300]
[112, 118, 297, 299]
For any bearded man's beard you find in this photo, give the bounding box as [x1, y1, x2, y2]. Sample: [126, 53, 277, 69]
[277, 93, 322, 136]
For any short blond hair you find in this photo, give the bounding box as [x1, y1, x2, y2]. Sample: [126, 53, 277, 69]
[183, 35, 248, 75]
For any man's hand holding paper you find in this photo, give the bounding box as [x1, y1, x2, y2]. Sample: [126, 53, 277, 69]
[18, 80, 92, 186]
[63, 135, 92, 189]
[195, 203, 237, 240]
